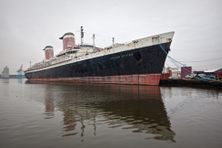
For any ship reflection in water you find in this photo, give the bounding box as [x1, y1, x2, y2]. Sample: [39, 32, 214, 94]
[39, 82, 175, 142]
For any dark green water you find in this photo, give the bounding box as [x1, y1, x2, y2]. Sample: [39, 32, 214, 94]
[0, 79, 222, 148]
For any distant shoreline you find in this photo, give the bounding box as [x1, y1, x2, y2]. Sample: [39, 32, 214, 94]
[0, 75, 25, 79]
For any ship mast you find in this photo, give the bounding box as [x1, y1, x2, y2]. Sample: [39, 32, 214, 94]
[92, 34, 95, 49]
[112, 37, 115, 47]
[80, 26, 84, 45]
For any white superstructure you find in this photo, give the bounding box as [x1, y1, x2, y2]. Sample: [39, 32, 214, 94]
[26, 31, 174, 74]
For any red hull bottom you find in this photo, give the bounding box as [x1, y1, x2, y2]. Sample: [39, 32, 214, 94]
[28, 74, 161, 86]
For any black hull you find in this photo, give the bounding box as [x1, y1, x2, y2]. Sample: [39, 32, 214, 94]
[26, 43, 170, 78]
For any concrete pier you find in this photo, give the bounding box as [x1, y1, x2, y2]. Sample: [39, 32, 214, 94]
[160, 79, 222, 89]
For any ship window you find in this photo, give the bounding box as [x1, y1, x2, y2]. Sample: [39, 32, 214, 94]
[133, 52, 142, 61]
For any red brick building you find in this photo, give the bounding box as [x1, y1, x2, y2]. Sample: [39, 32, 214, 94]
[215, 69, 222, 80]
[181, 66, 192, 79]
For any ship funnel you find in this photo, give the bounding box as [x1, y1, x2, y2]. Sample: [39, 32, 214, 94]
[59, 32, 75, 50]
[43, 46, 54, 60]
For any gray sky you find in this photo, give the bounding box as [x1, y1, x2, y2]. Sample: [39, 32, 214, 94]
[0, 0, 221, 74]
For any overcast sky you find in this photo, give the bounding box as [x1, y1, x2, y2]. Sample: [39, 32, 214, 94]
[0, 0, 221, 74]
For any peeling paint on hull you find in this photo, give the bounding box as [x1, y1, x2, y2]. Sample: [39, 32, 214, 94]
[27, 74, 161, 86]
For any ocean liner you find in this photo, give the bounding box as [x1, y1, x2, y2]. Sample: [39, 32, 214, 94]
[25, 27, 174, 85]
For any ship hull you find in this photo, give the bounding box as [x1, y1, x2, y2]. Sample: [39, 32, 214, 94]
[25, 43, 171, 85]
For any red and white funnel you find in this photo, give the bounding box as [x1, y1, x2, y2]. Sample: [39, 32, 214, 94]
[43, 46, 54, 60]
[59, 32, 75, 50]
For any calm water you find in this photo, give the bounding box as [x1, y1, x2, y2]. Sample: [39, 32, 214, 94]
[0, 79, 222, 148]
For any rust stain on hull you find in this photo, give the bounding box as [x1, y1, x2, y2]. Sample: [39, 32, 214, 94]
[28, 74, 161, 86]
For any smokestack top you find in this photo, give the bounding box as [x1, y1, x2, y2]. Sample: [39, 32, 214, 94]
[59, 32, 74, 40]
[43, 46, 53, 50]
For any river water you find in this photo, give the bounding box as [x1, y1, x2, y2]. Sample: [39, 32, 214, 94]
[0, 79, 222, 148]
